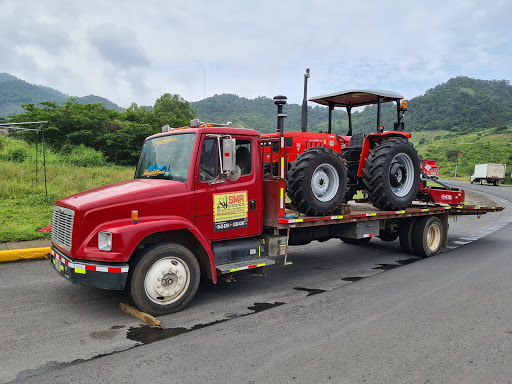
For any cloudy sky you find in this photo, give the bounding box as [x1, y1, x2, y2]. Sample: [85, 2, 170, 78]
[1, 0, 511, 108]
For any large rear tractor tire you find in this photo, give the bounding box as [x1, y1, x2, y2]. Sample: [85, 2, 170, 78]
[287, 147, 348, 216]
[363, 137, 420, 210]
[127, 243, 200, 316]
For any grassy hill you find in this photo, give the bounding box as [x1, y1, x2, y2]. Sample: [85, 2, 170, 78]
[411, 126, 512, 180]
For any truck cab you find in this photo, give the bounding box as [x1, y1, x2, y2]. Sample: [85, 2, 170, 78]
[50, 123, 267, 315]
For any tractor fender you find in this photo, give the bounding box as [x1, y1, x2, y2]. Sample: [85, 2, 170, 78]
[356, 131, 411, 177]
[75, 216, 218, 282]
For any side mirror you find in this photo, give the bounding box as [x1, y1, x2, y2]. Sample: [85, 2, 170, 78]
[221, 138, 240, 181]
[221, 138, 236, 172]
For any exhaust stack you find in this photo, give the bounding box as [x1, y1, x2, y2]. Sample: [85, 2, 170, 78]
[300, 68, 310, 132]
[273, 95, 287, 133]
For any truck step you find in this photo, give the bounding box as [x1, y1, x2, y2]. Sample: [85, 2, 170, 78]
[216, 258, 275, 274]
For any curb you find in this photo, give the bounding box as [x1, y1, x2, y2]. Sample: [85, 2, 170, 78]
[0, 247, 51, 263]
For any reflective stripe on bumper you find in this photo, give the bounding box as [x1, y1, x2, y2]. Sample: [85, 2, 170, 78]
[50, 246, 129, 290]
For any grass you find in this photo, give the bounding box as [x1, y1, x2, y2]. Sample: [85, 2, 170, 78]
[0, 159, 134, 243]
[410, 127, 512, 183]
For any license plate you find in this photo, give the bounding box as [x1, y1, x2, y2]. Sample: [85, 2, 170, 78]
[54, 259, 62, 272]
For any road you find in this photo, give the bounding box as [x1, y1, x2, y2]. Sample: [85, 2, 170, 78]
[1, 180, 511, 383]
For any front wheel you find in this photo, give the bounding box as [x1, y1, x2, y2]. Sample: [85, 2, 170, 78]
[287, 147, 347, 216]
[363, 137, 420, 211]
[127, 243, 200, 316]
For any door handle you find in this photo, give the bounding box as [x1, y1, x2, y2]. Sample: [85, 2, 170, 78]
[249, 200, 256, 211]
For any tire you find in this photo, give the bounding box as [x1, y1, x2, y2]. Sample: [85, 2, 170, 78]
[287, 147, 347, 216]
[399, 218, 417, 255]
[341, 237, 372, 245]
[127, 243, 200, 316]
[362, 137, 420, 210]
[412, 216, 444, 257]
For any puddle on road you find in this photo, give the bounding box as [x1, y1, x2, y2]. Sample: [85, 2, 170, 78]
[293, 287, 326, 296]
[342, 276, 364, 282]
[127, 301, 285, 345]
[373, 257, 420, 271]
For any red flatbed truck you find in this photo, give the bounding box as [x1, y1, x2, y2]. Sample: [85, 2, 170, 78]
[49, 104, 504, 316]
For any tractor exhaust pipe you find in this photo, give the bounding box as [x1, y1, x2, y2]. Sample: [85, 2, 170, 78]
[300, 68, 310, 132]
[273, 95, 287, 133]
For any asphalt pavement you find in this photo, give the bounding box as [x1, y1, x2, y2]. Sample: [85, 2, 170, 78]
[1, 180, 511, 383]
[7, 180, 511, 384]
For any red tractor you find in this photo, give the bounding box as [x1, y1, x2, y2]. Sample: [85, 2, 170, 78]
[261, 87, 420, 216]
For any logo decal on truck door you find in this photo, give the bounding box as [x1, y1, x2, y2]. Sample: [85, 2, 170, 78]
[213, 191, 248, 232]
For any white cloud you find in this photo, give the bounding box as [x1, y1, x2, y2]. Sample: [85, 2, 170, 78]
[1, 0, 511, 108]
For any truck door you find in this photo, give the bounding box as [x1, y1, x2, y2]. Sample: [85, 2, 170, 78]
[194, 135, 261, 241]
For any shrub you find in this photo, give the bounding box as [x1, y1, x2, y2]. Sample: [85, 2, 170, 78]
[0, 142, 30, 162]
[67, 144, 106, 167]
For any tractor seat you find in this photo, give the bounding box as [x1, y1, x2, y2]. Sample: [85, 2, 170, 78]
[348, 133, 366, 149]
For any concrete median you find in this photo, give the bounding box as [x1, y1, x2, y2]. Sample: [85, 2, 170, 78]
[0, 247, 51, 262]
[0, 239, 52, 263]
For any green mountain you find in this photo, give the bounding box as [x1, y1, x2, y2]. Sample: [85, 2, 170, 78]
[3, 73, 512, 136]
[76, 95, 124, 112]
[191, 77, 512, 135]
[0, 73, 124, 117]
[190, 94, 345, 134]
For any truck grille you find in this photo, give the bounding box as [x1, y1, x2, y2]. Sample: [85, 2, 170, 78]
[51, 206, 75, 251]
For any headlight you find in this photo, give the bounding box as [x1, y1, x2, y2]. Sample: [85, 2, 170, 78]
[98, 232, 112, 251]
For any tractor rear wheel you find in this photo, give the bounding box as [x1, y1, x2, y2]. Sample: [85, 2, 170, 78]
[363, 137, 420, 210]
[287, 147, 347, 216]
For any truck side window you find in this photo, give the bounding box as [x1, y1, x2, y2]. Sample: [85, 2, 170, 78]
[199, 138, 219, 182]
[235, 140, 252, 176]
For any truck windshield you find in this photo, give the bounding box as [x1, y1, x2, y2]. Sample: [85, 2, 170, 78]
[135, 133, 196, 182]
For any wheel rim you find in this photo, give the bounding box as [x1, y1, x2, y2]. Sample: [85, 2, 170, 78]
[427, 223, 441, 251]
[144, 257, 191, 305]
[311, 163, 339, 202]
[389, 153, 415, 197]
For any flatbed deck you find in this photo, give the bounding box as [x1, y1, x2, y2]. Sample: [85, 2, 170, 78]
[264, 200, 504, 230]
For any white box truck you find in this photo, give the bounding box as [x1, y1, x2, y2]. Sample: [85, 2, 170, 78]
[470, 163, 506, 185]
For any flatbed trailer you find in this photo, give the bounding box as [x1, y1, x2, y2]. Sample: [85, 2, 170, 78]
[258, 135, 503, 266]
[49, 124, 504, 316]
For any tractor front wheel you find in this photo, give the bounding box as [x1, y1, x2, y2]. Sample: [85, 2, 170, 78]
[287, 147, 347, 216]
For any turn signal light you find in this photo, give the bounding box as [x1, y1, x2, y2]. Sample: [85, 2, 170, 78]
[131, 210, 139, 224]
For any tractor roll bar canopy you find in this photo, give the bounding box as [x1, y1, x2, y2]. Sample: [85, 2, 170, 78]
[308, 89, 405, 135]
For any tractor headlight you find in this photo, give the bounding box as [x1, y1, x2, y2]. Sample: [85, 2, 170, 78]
[98, 231, 112, 251]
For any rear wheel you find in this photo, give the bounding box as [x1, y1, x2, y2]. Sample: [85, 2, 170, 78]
[412, 216, 444, 257]
[399, 218, 417, 255]
[127, 243, 200, 316]
[287, 147, 347, 216]
[363, 137, 420, 210]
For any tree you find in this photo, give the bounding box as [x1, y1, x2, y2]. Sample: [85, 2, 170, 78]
[153, 93, 195, 128]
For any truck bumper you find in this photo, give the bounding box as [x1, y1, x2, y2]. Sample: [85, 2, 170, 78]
[50, 246, 129, 290]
